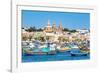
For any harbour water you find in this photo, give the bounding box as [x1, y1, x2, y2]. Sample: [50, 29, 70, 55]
[22, 51, 90, 62]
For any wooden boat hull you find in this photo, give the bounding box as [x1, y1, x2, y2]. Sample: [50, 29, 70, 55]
[25, 52, 47, 55]
[71, 52, 88, 56]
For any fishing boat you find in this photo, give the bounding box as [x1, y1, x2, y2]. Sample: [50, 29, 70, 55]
[70, 49, 89, 56]
[80, 47, 90, 54]
[67, 44, 88, 56]
[47, 44, 56, 55]
[24, 41, 56, 55]
[57, 43, 71, 52]
[58, 47, 70, 52]
[24, 48, 48, 55]
[23, 40, 48, 55]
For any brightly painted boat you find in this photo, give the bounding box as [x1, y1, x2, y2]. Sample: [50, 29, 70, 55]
[70, 49, 89, 56]
[58, 47, 70, 52]
[24, 48, 48, 55]
[57, 43, 71, 52]
[24, 44, 56, 55]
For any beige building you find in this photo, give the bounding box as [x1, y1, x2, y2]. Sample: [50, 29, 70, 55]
[43, 20, 63, 34]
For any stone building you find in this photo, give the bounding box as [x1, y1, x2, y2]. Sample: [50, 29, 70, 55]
[43, 20, 63, 34]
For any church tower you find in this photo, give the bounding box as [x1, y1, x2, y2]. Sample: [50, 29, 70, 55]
[43, 20, 52, 33]
[58, 22, 63, 33]
[52, 22, 57, 33]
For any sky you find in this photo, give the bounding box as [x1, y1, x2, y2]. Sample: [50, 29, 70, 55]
[22, 10, 90, 30]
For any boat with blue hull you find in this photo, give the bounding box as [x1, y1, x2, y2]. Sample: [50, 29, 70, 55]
[70, 49, 89, 56]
